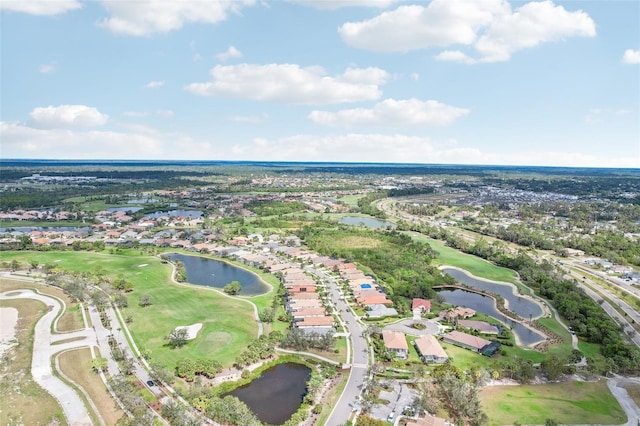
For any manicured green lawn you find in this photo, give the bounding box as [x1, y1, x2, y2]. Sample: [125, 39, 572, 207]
[440, 342, 495, 371]
[0, 251, 268, 369]
[480, 380, 626, 426]
[409, 235, 519, 284]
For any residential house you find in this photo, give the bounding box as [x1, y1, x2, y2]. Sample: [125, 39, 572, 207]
[366, 304, 398, 318]
[441, 330, 493, 354]
[413, 334, 448, 364]
[382, 331, 408, 359]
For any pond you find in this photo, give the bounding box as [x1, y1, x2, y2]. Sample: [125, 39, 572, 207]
[441, 267, 543, 320]
[437, 288, 545, 346]
[143, 209, 202, 219]
[106, 206, 143, 213]
[168, 253, 270, 296]
[339, 216, 394, 229]
[225, 362, 311, 425]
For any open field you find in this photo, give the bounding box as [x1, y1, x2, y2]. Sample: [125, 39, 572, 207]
[0, 277, 85, 332]
[0, 251, 265, 369]
[408, 234, 520, 284]
[480, 379, 626, 426]
[58, 347, 125, 425]
[627, 385, 640, 407]
[0, 296, 65, 425]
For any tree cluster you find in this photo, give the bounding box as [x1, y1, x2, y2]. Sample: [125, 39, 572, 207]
[175, 358, 223, 382]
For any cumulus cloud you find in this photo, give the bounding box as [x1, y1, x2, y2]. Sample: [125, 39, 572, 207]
[216, 46, 243, 61]
[145, 80, 165, 89]
[287, 0, 398, 10]
[622, 49, 640, 64]
[185, 64, 388, 104]
[434, 50, 476, 64]
[339, 0, 596, 62]
[308, 98, 469, 127]
[474, 1, 596, 63]
[0, 0, 81, 15]
[0, 121, 163, 159]
[29, 105, 109, 128]
[98, 0, 256, 36]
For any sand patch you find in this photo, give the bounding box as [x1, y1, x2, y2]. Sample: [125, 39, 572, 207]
[138, 264, 148, 267]
[174, 323, 203, 340]
[0, 307, 19, 357]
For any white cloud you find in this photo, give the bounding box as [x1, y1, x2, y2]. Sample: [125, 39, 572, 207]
[474, 1, 596, 63]
[216, 46, 243, 62]
[286, 0, 398, 10]
[38, 64, 56, 74]
[30, 105, 109, 128]
[228, 113, 268, 123]
[622, 49, 640, 64]
[156, 109, 174, 117]
[308, 98, 469, 127]
[434, 50, 476, 64]
[185, 64, 388, 104]
[227, 133, 638, 167]
[0, 0, 81, 15]
[339, 1, 508, 53]
[145, 80, 165, 89]
[0, 121, 163, 159]
[98, 0, 256, 36]
[339, 0, 596, 62]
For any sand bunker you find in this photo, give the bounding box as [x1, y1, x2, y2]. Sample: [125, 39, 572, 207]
[0, 307, 19, 357]
[174, 323, 203, 340]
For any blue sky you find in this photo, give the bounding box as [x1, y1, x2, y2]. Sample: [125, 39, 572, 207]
[1, 0, 639, 167]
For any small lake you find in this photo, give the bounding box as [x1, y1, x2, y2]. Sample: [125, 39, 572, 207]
[339, 216, 394, 229]
[106, 206, 143, 213]
[168, 253, 269, 296]
[437, 289, 545, 346]
[225, 362, 311, 425]
[143, 210, 202, 219]
[441, 268, 543, 319]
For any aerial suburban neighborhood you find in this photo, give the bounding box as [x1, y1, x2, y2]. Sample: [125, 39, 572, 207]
[1, 161, 639, 426]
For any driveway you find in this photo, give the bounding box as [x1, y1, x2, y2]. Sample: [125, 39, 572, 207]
[383, 318, 440, 336]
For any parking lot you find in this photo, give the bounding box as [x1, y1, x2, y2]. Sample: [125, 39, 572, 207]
[369, 382, 418, 423]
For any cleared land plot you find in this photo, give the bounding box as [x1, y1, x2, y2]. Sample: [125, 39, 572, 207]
[0, 295, 65, 425]
[58, 347, 125, 425]
[480, 380, 626, 426]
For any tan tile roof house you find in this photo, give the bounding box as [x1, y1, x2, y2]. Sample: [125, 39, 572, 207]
[382, 331, 408, 359]
[414, 334, 449, 364]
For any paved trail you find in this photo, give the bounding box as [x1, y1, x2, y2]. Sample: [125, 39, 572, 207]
[0, 288, 93, 425]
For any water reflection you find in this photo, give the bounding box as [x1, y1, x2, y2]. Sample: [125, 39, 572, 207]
[438, 288, 545, 346]
[169, 253, 269, 296]
[225, 362, 311, 425]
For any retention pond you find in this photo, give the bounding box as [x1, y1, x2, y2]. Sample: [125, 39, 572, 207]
[225, 362, 311, 425]
[168, 253, 270, 296]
